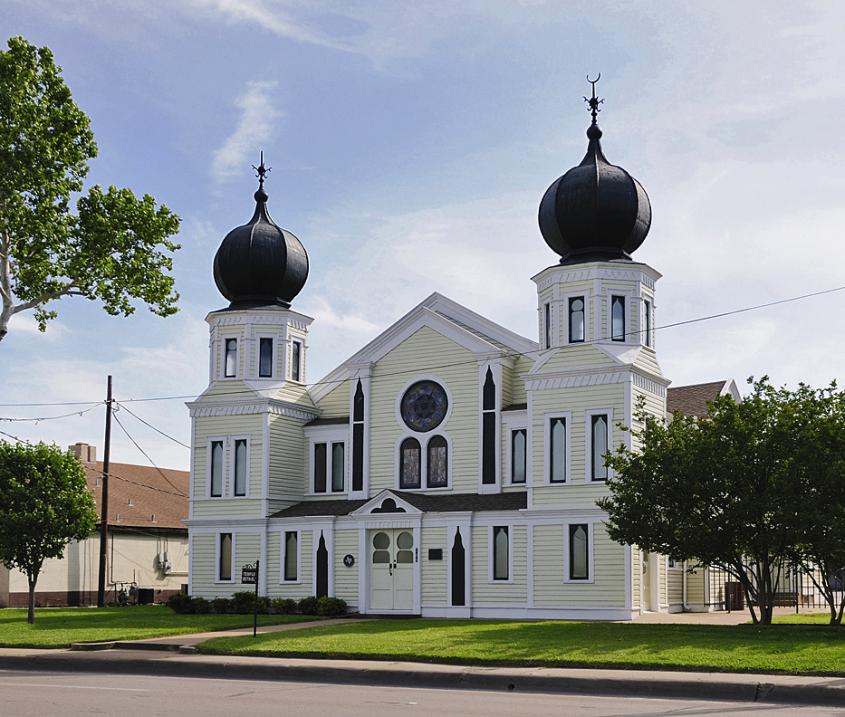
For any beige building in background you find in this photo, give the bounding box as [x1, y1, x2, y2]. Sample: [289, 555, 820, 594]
[0, 443, 189, 607]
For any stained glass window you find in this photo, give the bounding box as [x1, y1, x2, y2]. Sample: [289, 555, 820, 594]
[400, 381, 448, 432]
[400, 437, 421, 489]
[427, 435, 448, 488]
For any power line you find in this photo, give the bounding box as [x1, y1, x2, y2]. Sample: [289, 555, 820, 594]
[0, 404, 101, 423]
[2, 283, 845, 410]
[111, 411, 188, 497]
[116, 402, 190, 449]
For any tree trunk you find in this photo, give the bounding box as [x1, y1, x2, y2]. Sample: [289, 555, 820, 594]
[27, 574, 37, 624]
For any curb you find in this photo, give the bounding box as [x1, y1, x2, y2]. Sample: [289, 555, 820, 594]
[0, 652, 842, 707]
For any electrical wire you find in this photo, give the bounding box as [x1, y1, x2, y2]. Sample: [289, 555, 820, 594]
[111, 410, 188, 497]
[2, 283, 844, 410]
[0, 403, 101, 422]
[116, 402, 190, 449]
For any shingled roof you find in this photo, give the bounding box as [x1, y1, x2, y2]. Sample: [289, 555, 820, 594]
[271, 490, 527, 518]
[666, 380, 734, 418]
[82, 460, 189, 532]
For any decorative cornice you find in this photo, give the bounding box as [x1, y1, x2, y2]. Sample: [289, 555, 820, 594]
[632, 370, 669, 395]
[187, 397, 318, 420]
[525, 369, 630, 391]
[206, 308, 314, 330]
[532, 262, 661, 291]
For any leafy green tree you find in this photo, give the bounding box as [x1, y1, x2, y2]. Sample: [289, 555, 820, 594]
[599, 379, 805, 625]
[0, 36, 180, 341]
[787, 383, 845, 625]
[0, 441, 97, 623]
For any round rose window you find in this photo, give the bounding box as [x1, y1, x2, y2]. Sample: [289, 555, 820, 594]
[400, 380, 448, 432]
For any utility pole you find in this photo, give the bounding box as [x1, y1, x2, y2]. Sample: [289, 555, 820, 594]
[97, 375, 113, 608]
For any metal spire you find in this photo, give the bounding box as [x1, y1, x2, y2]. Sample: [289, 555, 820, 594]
[252, 150, 272, 191]
[584, 73, 604, 125]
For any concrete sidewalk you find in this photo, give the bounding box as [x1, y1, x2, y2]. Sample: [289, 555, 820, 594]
[0, 645, 843, 708]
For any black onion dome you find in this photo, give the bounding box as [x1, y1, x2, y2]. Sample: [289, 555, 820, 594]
[539, 91, 651, 265]
[213, 181, 309, 309]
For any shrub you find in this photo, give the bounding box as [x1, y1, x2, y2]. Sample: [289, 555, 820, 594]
[167, 593, 193, 614]
[316, 596, 347, 617]
[231, 591, 257, 614]
[211, 597, 232, 614]
[297, 596, 319, 615]
[271, 598, 297, 614]
[256, 596, 271, 614]
[192, 597, 211, 614]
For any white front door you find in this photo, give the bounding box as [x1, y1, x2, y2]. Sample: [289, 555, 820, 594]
[369, 528, 415, 612]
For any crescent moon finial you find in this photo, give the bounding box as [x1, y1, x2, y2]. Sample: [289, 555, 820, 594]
[583, 74, 604, 125]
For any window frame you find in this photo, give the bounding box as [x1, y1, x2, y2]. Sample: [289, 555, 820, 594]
[231, 436, 250, 497]
[258, 336, 275, 378]
[290, 339, 303, 382]
[610, 295, 627, 342]
[642, 297, 653, 348]
[489, 525, 512, 583]
[568, 295, 586, 344]
[331, 441, 345, 493]
[399, 436, 422, 490]
[223, 337, 239, 378]
[282, 529, 301, 583]
[305, 426, 348, 496]
[544, 412, 571, 485]
[208, 437, 225, 498]
[544, 302, 551, 349]
[426, 434, 449, 489]
[563, 522, 594, 584]
[510, 428, 527, 485]
[584, 408, 613, 483]
[394, 432, 452, 491]
[216, 532, 235, 583]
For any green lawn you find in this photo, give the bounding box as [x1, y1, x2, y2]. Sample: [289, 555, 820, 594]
[198, 618, 845, 675]
[773, 612, 838, 625]
[0, 606, 315, 648]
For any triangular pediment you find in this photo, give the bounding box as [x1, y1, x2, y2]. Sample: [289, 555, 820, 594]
[350, 490, 422, 516]
[310, 292, 536, 404]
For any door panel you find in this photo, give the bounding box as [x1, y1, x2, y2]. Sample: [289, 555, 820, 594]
[369, 528, 415, 611]
[370, 531, 394, 611]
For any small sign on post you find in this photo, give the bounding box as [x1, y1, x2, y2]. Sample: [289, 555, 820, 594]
[241, 560, 259, 637]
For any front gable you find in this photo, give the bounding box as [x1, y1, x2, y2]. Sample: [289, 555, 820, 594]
[350, 490, 422, 516]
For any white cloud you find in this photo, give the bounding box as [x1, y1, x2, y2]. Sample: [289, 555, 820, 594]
[211, 79, 281, 183]
[5, 314, 67, 339]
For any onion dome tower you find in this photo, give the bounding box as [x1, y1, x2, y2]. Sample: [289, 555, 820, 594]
[213, 154, 309, 308]
[538, 76, 651, 264]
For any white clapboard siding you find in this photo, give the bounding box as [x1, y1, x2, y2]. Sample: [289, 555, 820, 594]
[533, 523, 626, 608]
[333, 529, 359, 606]
[471, 525, 528, 605]
[268, 414, 306, 508]
[368, 326, 479, 494]
[421, 527, 448, 607]
[317, 382, 350, 419]
[265, 529, 313, 600]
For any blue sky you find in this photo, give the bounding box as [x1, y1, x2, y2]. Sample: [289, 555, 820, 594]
[2, 1, 844, 470]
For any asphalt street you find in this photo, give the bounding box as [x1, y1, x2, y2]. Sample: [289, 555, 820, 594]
[0, 671, 842, 717]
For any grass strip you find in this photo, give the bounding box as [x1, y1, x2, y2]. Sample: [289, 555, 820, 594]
[198, 617, 845, 676]
[0, 605, 314, 648]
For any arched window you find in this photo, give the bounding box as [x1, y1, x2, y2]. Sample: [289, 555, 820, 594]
[400, 437, 421, 489]
[611, 295, 625, 341]
[427, 435, 448, 488]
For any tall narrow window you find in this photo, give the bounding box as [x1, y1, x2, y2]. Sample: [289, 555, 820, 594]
[259, 337, 273, 377]
[219, 533, 232, 581]
[549, 417, 566, 483]
[427, 435, 448, 488]
[569, 524, 589, 580]
[400, 437, 421, 489]
[493, 526, 509, 581]
[210, 440, 224, 497]
[233, 438, 248, 496]
[331, 442, 345, 492]
[291, 340, 302, 381]
[511, 429, 526, 484]
[591, 415, 608, 481]
[314, 443, 327, 493]
[224, 338, 238, 377]
[611, 295, 625, 341]
[643, 299, 652, 347]
[569, 296, 585, 343]
[284, 531, 298, 582]
[482, 367, 496, 485]
[544, 302, 551, 349]
[352, 380, 364, 492]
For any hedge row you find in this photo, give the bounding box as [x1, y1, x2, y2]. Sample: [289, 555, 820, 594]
[167, 592, 347, 617]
